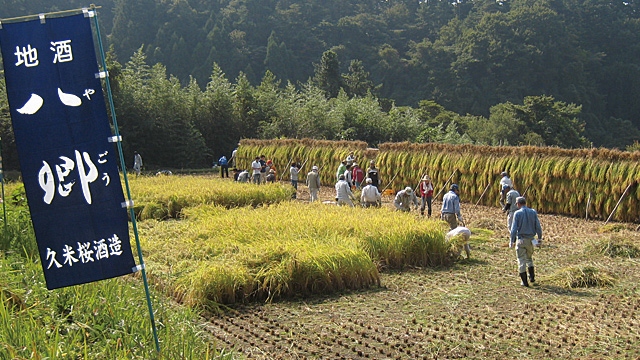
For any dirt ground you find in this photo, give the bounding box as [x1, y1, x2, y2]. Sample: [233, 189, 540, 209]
[203, 183, 640, 359]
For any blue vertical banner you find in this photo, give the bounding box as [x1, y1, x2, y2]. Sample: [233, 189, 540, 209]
[0, 13, 136, 289]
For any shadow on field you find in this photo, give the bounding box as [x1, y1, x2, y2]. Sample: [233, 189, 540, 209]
[455, 258, 488, 266]
[533, 284, 595, 297]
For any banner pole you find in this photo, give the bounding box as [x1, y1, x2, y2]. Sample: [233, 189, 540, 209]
[0, 138, 6, 234]
[90, 7, 160, 352]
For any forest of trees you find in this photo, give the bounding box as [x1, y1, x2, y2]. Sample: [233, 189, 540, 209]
[1, 0, 639, 169]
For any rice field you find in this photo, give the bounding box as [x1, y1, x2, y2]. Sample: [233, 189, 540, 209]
[128, 175, 294, 219]
[137, 201, 452, 309]
[203, 187, 640, 359]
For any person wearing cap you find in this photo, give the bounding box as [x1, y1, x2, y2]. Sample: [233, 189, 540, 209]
[290, 162, 300, 199]
[446, 226, 472, 259]
[361, 178, 381, 207]
[419, 175, 434, 217]
[441, 184, 463, 229]
[394, 187, 419, 212]
[499, 171, 513, 207]
[352, 162, 364, 190]
[346, 151, 356, 166]
[267, 160, 277, 181]
[335, 174, 356, 207]
[367, 161, 380, 190]
[509, 196, 542, 287]
[266, 168, 276, 183]
[503, 185, 521, 232]
[307, 165, 321, 202]
[251, 156, 262, 184]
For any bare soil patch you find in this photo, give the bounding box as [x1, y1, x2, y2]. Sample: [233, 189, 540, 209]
[203, 183, 640, 359]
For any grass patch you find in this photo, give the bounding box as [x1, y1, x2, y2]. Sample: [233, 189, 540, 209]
[544, 264, 617, 288]
[139, 202, 453, 307]
[597, 223, 629, 233]
[469, 228, 494, 243]
[586, 234, 640, 258]
[469, 217, 503, 232]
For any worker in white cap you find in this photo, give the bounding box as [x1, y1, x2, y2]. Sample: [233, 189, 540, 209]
[361, 178, 381, 207]
[446, 226, 472, 259]
[394, 186, 419, 212]
[306, 165, 321, 202]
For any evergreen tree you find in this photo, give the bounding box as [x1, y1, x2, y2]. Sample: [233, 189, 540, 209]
[313, 50, 344, 98]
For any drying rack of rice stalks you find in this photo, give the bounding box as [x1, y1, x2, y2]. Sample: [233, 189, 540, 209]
[237, 139, 371, 185]
[375, 142, 640, 222]
[237, 140, 640, 222]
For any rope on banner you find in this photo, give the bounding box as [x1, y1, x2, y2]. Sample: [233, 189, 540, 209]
[91, 6, 161, 353]
[0, 6, 101, 23]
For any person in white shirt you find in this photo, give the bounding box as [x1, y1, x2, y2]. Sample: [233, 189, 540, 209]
[306, 166, 321, 202]
[133, 151, 143, 176]
[446, 226, 472, 259]
[360, 178, 381, 207]
[251, 156, 262, 184]
[499, 171, 513, 207]
[335, 174, 356, 207]
[290, 163, 299, 199]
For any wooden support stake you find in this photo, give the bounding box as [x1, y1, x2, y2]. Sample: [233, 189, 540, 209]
[605, 182, 635, 225]
[279, 158, 293, 182]
[585, 192, 591, 220]
[522, 184, 532, 197]
[380, 170, 401, 193]
[475, 182, 491, 206]
[434, 169, 458, 199]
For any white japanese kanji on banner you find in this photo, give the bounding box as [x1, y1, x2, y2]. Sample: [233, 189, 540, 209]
[0, 13, 136, 289]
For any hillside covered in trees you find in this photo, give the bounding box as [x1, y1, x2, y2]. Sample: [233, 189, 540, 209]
[1, 0, 639, 168]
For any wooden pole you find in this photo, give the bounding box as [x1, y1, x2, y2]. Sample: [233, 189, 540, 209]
[605, 182, 635, 225]
[475, 182, 491, 206]
[380, 170, 401, 193]
[279, 158, 293, 182]
[585, 192, 591, 220]
[434, 169, 458, 199]
[521, 184, 532, 197]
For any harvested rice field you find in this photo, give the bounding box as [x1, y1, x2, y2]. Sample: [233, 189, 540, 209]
[201, 181, 640, 359]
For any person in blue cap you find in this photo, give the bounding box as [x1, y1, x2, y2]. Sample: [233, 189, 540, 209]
[441, 183, 464, 229]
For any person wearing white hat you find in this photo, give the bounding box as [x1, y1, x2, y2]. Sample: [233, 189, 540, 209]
[335, 174, 356, 207]
[306, 165, 321, 202]
[394, 187, 419, 212]
[499, 171, 513, 207]
[419, 175, 434, 217]
[446, 226, 472, 259]
[361, 178, 381, 207]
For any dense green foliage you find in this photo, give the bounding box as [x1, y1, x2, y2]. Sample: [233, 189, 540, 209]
[1, 0, 640, 169]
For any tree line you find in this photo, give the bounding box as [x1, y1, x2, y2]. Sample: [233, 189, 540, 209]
[1, 0, 639, 169]
[0, 47, 593, 169]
